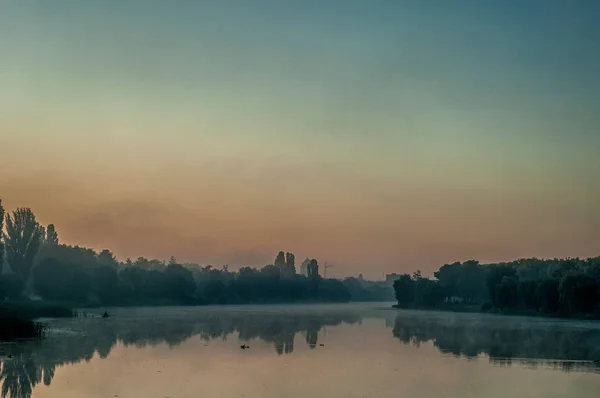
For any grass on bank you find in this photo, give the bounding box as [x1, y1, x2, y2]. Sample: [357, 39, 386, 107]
[0, 300, 75, 319]
[0, 300, 75, 342]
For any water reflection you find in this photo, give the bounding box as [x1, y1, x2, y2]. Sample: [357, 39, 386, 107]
[392, 311, 600, 373]
[1, 307, 600, 397]
[0, 309, 361, 398]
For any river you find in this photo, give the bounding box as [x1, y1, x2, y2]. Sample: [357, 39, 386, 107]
[1, 303, 599, 397]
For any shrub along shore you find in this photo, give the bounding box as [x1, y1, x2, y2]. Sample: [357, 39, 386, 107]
[392, 257, 600, 320]
[0, 301, 74, 341]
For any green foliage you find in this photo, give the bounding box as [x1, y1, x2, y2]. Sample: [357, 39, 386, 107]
[393, 273, 446, 309]
[4, 208, 43, 283]
[28, 243, 360, 305]
[280, 252, 296, 278]
[307, 259, 319, 278]
[0, 200, 4, 275]
[317, 279, 351, 302]
[164, 264, 196, 303]
[559, 273, 599, 315]
[486, 264, 517, 308]
[393, 274, 415, 308]
[496, 276, 519, 309]
[97, 249, 118, 268]
[45, 224, 59, 246]
[274, 251, 286, 267]
[93, 265, 119, 304]
[0, 274, 25, 300]
[536, 278, 560, 313]
[394, 257, 600, 318]
[342, 277, 395, 301]
[33, 257, 91, 302]
[518, 280, 538, 310]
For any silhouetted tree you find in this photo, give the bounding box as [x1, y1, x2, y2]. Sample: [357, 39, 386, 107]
[342, 277, 395, 301]
[456, 260, 487, 304]
[486, 265, 517, 308]
[97, 249, 118, 268]
[0, 274, 24, 300]
[203, 279, 225, 303]
[274, 251, 286, 268]
[4, 208, 43, 284]
[434, 261, 461, 298]
[518, 280, 538, 310]
[0, 200, 4, 276]
[307, 259, 319, 278]
[415, 278, 446, 308]
[283, 252, 296, 277]
[164, 264, 196, 302]
[393, 273, 445, 308]
[93, 265, 120, 304]
[537, 278, 560, 313]
[393, 256, 600, 318]
[559, 273, 599, 315]
[286, 253, 295, 269]
[45, 224, 58, 246]
[393, 274, 414, 308]
[33, 257, 91, 302]
[496, 276, 519, 309]
[133, 257, 164, 270]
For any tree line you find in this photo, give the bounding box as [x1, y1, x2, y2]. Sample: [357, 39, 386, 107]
[393, 257, 600, 318]
[0, 201, 392, 305]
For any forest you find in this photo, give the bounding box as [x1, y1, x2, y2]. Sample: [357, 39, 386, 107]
[0, 201, 393, 306]
[393, 257, 600, 319]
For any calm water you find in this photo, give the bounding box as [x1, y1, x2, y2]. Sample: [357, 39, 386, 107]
[2, 303, 600, 398]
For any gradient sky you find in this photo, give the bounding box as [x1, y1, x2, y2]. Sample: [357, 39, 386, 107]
[1, 1, 599, 278]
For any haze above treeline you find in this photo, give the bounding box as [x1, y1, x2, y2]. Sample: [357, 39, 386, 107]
[0, 201, 396, 305]
[1, 200, 598, 311]
[1, 2, 599, 279]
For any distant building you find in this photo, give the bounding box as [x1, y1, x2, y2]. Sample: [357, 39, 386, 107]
[385, 273, 401, 284]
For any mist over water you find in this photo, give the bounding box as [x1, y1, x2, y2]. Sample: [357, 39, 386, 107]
[1, 303, 599, 398]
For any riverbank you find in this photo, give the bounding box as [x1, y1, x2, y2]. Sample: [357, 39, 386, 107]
[0, 300, 75, 318]
[391, 303, 600, 321]
[392, 303, 482, 313]
[0, 313, 44, 341]
[0, 300, 75, 341]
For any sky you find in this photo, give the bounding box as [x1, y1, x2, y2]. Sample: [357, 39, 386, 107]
[0, 1, 599, 279]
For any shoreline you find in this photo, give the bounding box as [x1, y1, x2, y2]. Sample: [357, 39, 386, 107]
[390, 304, 600, 321]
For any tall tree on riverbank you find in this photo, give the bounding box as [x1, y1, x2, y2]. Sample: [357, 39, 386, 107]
[4, 208, 43, 281]
[0, 200, 4, 274]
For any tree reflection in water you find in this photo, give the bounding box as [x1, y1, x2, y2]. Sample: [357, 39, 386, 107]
[2, 309, 600, 397]
[392, 311, 600, 373]
[0, 310, 361, 398]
